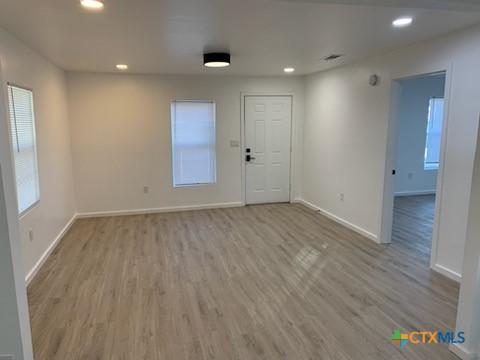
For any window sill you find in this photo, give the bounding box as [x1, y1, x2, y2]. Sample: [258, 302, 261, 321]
[424, 166, 439, 171]
[19, 200, 40, 219]
[173, 182, 217, 188]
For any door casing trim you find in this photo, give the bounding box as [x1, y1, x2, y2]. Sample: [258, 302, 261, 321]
[241, 93, 296, 205]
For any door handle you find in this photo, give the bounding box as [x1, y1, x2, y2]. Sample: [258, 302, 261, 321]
[246, 155, 256, 162]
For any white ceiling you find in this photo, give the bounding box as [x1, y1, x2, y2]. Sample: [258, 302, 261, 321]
[0, 0, 479, 75]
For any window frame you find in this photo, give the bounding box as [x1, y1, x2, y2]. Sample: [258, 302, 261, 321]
[170, 100, 217, 188]
[6, 82, 41, 217]
[423, 97, 444, 172]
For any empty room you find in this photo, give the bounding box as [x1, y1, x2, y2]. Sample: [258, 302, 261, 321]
[391, 72, 447, 274]
[1, 1, 480, 360]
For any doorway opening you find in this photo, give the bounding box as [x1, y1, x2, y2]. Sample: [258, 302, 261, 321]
[382, 71, 448, 268]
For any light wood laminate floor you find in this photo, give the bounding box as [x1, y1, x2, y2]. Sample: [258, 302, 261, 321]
[393, 194, 436, 256]
[28, 199, 459, 359]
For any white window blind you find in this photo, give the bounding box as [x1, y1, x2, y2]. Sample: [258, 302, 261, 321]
[7, 84, 40, 214]
[171, 101, 216, 187]
[424, 97, 444, 170]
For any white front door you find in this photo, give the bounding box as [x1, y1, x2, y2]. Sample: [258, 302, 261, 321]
[245, 96, 292, 204]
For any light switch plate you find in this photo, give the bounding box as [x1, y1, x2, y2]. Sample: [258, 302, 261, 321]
[230, 140, 240, 148]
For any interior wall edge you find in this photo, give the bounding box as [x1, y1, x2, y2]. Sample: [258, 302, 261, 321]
[449, 343, 478, 360]
[0, 58, 34, 360]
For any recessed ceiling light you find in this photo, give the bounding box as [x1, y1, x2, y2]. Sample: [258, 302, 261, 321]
[81, 0, 104, 10]
[392, 17, 413, 28]
[116, 64, 128, 70]
[284, 67, 295, 73]
[203, 53, 231, 68]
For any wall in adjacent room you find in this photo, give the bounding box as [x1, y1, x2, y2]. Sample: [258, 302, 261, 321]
[394, 75, 445, 196]
[303, 24, 480, 278]
[0, 26, 76, 279]
[66, 73, 304, 214]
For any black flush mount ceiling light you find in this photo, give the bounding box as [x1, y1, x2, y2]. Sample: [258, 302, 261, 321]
[203, 52, 231, 68]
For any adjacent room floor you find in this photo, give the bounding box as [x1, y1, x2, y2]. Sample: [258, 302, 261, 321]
[27, 201, 459, 360]
[392, 194, 436, 257]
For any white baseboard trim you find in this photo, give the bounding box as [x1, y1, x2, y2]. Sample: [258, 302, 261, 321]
[394, 190, 436, 197]
[449, 343, 477, 360]
[76, 202, 245, 219]
[432, 263, 462, 283]
[294, 198, 378, 243]
[25, 214, 77, 285]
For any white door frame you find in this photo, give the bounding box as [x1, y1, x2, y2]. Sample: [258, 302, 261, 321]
[240, 93, 296, 205]
[378, 65, 453, 276]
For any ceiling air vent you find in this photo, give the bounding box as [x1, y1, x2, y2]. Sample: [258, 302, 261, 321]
[324, 54, 344, 61]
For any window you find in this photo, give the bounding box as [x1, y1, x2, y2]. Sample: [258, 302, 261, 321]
[424, 97, 444, 171]
[171, 101, 216, 186]
[7, 84, 40, 214]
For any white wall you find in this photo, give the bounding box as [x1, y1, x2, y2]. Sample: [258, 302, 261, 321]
[454, 120, 480, 359]
[394, 75, 445, 196]
[66, 73, 304, 214]
[0, 27, 76, 279]
[303, 24, 480, 278]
